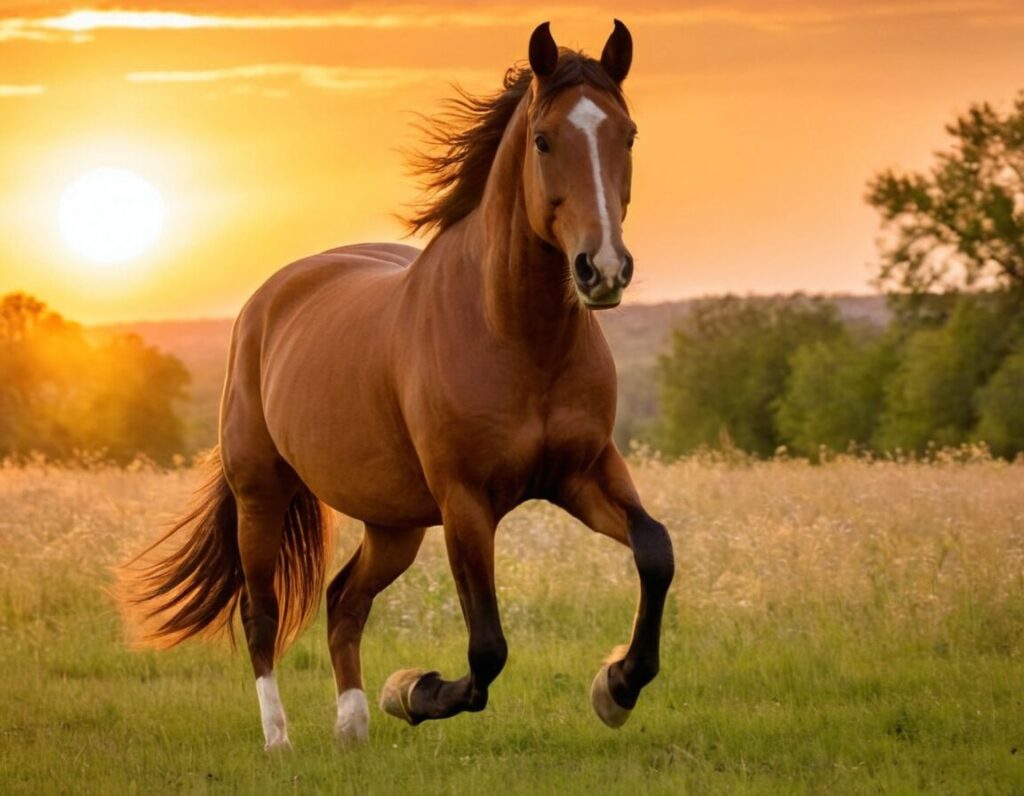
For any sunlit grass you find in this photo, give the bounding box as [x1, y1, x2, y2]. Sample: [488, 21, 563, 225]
[1, 453, 1023, 793]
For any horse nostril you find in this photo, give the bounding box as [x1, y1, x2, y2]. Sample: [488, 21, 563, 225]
[573, 252, 599, 288]
[620, 255, 634, 287]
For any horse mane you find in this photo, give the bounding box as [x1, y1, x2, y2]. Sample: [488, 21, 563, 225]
[404, 49, 626, 237]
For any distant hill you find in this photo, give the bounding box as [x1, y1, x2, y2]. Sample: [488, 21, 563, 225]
[96, 294, 889, 453]
[598, 294, 889, 372]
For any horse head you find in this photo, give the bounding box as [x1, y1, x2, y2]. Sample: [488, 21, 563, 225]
[523, 20, 637, 309]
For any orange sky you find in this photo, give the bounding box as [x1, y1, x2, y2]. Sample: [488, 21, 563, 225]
[1, 1, 1023, 323]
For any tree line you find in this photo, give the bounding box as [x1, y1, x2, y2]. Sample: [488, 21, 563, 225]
[0, 293, 188, 464]
[655, 91, 1024, 459]
[654, 291, 1024, 458]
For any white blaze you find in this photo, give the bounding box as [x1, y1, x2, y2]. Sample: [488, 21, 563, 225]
[256, 674, 290, 750]
[566, 96, 616, 279]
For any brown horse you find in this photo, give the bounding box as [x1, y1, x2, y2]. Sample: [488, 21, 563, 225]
[124, 19, 674, 749]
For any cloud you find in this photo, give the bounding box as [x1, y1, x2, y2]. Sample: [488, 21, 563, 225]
[0, 82, 44, 96]
[2, 7, 551, 41]
[125, 63, 492, 94]
[2, 2, 1015, 43]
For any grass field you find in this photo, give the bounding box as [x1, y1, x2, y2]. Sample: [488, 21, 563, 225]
[2, 453, 1023, 794]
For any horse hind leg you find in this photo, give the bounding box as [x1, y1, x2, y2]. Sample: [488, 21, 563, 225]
[235, 490, 293, 750]
[228, 458, 330, 751]
[327, 523, 426, 743]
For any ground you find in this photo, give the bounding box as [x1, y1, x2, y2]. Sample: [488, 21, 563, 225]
[1, 452, 1022, 794]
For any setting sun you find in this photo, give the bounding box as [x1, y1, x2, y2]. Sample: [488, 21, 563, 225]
[58, 167, 166, 265]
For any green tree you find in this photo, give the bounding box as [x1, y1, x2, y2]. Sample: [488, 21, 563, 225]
[867, 92, 1024, 296]
[775, 330, 897, 457]
[975, 343, 1024, 458]
[874, 296, 1018, 452]
[657, 296, 843, 456]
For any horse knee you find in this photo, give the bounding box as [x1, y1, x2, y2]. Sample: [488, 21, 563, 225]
[620, 651, 659, 689]
[627, 509, 675, 595]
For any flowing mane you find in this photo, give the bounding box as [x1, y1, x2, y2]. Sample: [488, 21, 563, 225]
[404, 50, 626, 236]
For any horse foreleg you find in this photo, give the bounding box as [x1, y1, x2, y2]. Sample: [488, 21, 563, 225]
[326, 523, 425, 742]
[557, 447, 675, 727]
[379, 492, 507, 724]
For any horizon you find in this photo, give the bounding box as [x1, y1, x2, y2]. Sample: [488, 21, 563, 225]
[2, 2, 1023, 324]
[85, 289, 887, 328]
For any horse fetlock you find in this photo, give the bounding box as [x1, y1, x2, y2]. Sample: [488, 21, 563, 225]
[620, 654, 659, 692]
[335, 688, 370, 743]
[465, 685, 490, 713]
[469, 637, 508, 685]
[256, 674, 291, 751]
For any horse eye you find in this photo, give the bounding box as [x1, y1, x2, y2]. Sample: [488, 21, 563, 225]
[535, 134, 550, 154]
[627, 135, 636, 151]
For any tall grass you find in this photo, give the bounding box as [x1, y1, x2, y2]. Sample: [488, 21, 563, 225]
[1, 453, 1022, 793]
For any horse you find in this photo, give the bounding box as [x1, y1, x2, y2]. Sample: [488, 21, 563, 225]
[123, 19, 674, 750]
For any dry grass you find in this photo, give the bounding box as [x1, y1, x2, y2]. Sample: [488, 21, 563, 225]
[1, 453, 1023, 793]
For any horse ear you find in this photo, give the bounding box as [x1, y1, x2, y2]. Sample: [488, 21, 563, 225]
[600, 19, 633, 83]
[529, 22, 559, 78]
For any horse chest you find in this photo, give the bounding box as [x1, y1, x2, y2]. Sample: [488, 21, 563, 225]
[460, 392, 612, 500]
[412, 332, 617, 501]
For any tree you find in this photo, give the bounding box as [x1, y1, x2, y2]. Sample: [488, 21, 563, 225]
[75, 334, 190, 464]
[867, 92, 1024, 295]
[0, 294, 92, 457]
[775, 330, 897, 457]
[975, 344, 1024, 458]
[657, 296, 843, 457]
[0, 293, 190, 464]
[874, 296, 1018, 452]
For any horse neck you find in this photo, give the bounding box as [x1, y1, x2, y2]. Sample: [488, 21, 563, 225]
[464, 96, 591, 356]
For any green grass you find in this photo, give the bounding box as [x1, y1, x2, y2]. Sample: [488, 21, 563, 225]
[1, 457, 1023, 793]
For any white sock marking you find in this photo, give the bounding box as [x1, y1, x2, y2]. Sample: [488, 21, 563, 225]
[566, 96, 616, 278]
[335, 688, 370, 742]
[256, 674, 290, 750]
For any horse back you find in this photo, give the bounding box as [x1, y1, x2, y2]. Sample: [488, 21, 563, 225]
[222, 243, 442, 526]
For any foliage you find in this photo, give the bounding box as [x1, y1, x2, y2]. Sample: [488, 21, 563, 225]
[0, 293, 189, 464]
[874, 294, 1023, 452]
[657, 296, 844, 456]
[654, 292, 1024, 459]
[975, 341, 1024, 458]
[774, 329, 898, 458]
[866, 91, 1024, 295]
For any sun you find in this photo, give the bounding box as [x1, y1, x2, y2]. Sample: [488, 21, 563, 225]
[58, 167, 166, 265]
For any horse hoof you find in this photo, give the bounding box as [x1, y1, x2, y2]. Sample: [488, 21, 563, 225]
[335, 688, 370, 743]
[379, 668, 433, 725]
[263, 732, 292, 752]
[590, 663, 632, 728]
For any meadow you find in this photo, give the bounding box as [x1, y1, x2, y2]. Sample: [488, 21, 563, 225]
[1, 452, 1023, 794]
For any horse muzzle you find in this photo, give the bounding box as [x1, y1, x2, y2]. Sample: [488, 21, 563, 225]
[572, 250, 633, 309]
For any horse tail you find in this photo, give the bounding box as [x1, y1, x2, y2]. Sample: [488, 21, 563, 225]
[120, 448, 331, 653]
